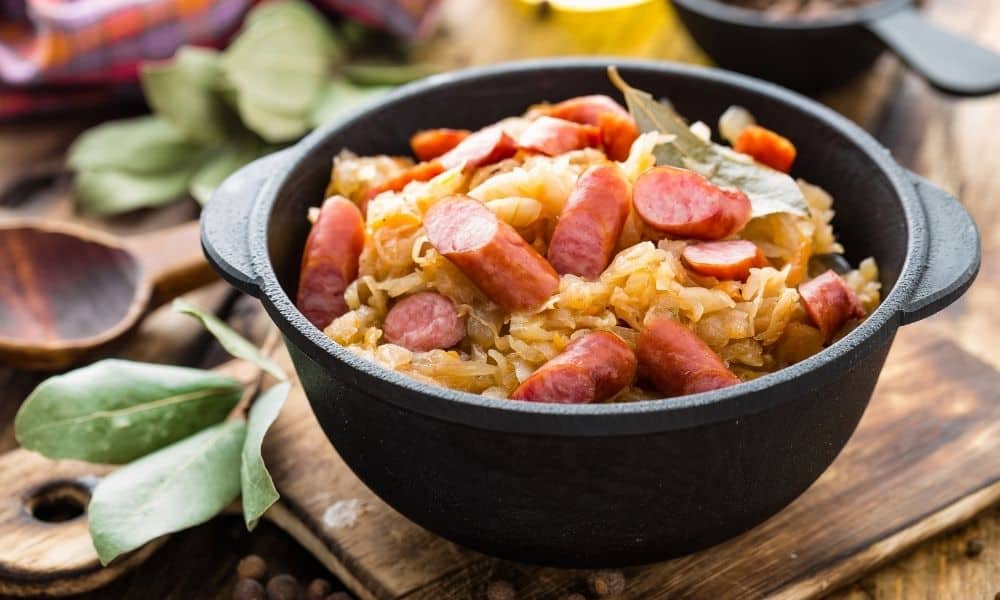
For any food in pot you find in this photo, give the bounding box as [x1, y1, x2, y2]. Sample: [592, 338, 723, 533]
[297, 75, 880, 403]
[717, 0, 877, 20]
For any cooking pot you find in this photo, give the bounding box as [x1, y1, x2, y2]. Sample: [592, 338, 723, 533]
[201, 59, 980, 567]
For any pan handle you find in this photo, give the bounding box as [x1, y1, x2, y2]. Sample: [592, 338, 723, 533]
[900, 173, 980, 325]
[866, 7, 1000, 96]
[200, 150, 293, 298]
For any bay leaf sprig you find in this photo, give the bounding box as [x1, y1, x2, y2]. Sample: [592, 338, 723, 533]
[88, 421, 246, 565]
[14, 304, 295, 564]
[68, 0, 432, 216]
[607, 66, 809, 218]
[173, 298, 286, 380]
[14, 360, 243, 464]
[241, 382, 291, 530]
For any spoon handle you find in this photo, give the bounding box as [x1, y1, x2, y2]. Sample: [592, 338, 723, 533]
[125, 221, 218, 308]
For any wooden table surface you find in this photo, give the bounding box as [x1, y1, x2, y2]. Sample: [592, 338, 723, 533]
[1, 0, 998, 598]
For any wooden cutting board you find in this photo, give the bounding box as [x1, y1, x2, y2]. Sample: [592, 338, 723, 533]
[0, 322, 996, 598]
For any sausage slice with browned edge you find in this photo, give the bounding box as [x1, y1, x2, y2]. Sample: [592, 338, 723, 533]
[518, 116, 601, 156]
[439, 127, 518, 170]
[296, 196, 366, 329]
[633, 166, 752, 240]
[547, 165, 631, 279]
[510, 331, 637, 404]
[383, 291, 467, 352]
[543, 94, 639, 161]
[682, 240, 768, 281]
[637, 317, 741, 397]
[410, 128, 470, 162]
[798, 269, 866, 343]
[424, 195, 560, 312]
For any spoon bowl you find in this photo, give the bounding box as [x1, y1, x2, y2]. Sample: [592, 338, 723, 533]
[0, 220, 214, 370]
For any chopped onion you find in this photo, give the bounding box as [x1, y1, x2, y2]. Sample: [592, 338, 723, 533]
[719, 105, 756, 144]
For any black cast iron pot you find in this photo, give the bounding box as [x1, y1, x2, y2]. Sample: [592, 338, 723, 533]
[671, 0, 1000, 95]
[201, 59, 980, 567]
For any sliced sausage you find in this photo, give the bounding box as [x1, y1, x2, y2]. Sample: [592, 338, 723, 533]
[547, 165, 631, 279]
[543, 94, 639, 161]
[297, 196, 366, 329]
[410, 128, 470, 162]
[733, 125, 797, 173]
[636, 317, 741, 397]
[383, 291, 466, 352]
[439, 127, 518, 170]
[518, 116, 601, 156]
[681, 240, 768, 281]
[365, 160, 445, 204]
[632, 165, 752, 240]
[424, 195, 559, 312]
[798, 269, 866, 342]
[545, 94, 631, 124]
[510, 331, 637, 404]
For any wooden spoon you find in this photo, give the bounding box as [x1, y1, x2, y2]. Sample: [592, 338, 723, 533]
[0, 220, 216, 370]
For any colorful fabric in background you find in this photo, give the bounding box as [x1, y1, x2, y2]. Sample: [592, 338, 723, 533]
[0, 0, 440, 119]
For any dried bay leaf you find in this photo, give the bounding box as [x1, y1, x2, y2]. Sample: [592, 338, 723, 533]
[14, 360, 242, 464]
[67, 116, 204, 174]
[88, 421, 246, 565]
[241, 382, 291, 529]
[173, 298, 286, 379]
[141, 47, 232, 143]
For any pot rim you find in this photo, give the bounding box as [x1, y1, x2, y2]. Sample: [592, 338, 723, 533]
[671, 0, 911, 31]
[248, 58, 926, 435]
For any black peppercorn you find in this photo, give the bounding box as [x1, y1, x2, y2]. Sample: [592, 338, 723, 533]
[587, 570, 626, 596]
[266, 573, 301, 600]
[306, 578, 332, 600]
[236, 555, 268, 581]
[486, 579, 517, 600]
[965, 538, 984, 558]
[233, 578, 265, 600]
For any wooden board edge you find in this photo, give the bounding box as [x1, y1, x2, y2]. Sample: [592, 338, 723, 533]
[264, 503, 380, 600]
[0, 539, 166, 598]
[772, 478, 1000, 600]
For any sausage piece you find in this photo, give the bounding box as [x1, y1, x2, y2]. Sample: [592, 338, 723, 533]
[543, 95, 639, 161]
[681, 240, 768, 281]
[439, 127, 518, 170]
[424, 195, 560, 312]
[798, 269, 866, 342]
[733, 125, 797, 173]
[383, 292, 467, 352]
[547, 165, 631, 279]
[410, 128, 471, 162]
[365, 160, 445, 205]
[632, 166, 752, 240]
[636, 317, 741, 397]
[510, 331, 637, 404]
[518, 116, 601, 156]
[297, 196, 366, 329]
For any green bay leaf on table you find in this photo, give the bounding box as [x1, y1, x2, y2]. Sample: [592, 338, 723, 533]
[67, 115, 204, 174]
[88, 420, 246, 565]
[14, 359, 242, 464]
[141, 47, 231, 143]
[241, 382, 291, 530]
[310, 78, 391, 127]
[221, 0, 342, 142]
[607, 66, 808, 218]
[173, 298, 286, 379]
[74, 165, 199, 215]
[342, 62, 442, 86]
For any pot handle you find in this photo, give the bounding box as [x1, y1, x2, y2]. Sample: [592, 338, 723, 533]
[866, 7, 1000, 96]
[200, 150, 292, 298]
[900, 173, 980, 325]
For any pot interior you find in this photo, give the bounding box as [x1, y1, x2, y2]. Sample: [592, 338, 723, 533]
[264, 64, 909, 326]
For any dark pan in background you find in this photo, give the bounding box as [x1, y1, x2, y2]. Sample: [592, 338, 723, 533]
[671, 0, 1000, 95]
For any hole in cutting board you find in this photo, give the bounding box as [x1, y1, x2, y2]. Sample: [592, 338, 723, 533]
[24, 481, 91, 523]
